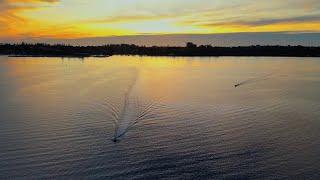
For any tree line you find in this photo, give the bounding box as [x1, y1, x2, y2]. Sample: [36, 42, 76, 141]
[0, 42, 319, 57]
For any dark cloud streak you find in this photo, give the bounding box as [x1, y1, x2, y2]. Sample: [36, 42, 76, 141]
[202, 15, 320, 27]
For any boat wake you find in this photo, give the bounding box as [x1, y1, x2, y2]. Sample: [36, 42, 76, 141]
[100, 69, 161, 142]
[235, 73, 273, 88]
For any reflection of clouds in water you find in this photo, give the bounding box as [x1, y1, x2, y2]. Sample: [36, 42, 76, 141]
[1, 56, 320, 179]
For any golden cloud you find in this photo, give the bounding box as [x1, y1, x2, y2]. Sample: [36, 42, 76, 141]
[6, 0, 59, 3]
[0, 0, 60, 38]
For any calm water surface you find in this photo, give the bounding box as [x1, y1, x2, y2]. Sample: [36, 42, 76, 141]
[0, 56, 320, 179]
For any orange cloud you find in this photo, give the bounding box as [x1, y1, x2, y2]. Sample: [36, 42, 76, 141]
[0, 0, 60, 39]
[6, 0, 59, 3]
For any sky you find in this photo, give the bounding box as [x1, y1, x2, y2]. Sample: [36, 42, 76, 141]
[1, 0, 320, 45]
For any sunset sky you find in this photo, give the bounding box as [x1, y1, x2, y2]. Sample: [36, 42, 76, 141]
[1, 0, 320, 43]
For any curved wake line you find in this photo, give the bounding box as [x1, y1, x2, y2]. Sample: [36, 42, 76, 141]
[113, 70, 138, 142]
[113, 98, 162, 142]
[235, 73, 273, 88]
[109, 69, 163, 143]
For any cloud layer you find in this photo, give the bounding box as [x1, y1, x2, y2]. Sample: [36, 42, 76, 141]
[0, 0, 320, 40]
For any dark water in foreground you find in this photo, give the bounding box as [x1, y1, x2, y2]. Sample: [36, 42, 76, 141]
[0, 56, 320, 179]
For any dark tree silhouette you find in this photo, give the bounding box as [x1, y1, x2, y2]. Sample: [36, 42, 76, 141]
[0, 43, 319, 57]
[186, 42, 197, 48]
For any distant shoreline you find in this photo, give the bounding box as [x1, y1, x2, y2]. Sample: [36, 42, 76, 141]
[1, 43, 320, 57]
[8, 55, 111, 58]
